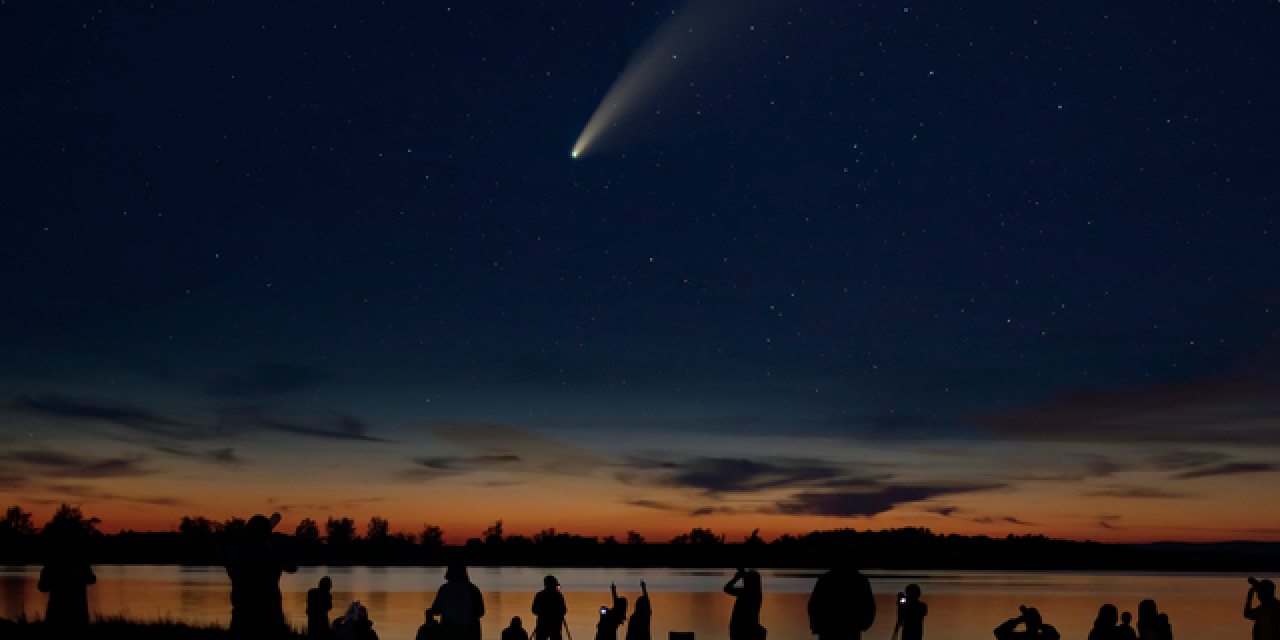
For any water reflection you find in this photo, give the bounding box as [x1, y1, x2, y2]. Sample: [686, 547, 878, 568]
[0, 567, 1269, 640]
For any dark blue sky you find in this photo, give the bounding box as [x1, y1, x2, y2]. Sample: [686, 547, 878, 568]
[1, 0, 1278, 540]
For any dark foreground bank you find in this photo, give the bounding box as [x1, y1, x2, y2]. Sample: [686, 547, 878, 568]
[0, 616, 306, 639]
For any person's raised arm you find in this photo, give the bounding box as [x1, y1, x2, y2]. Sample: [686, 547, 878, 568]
[1245, 579, 1257, 618]
[641, 581, 648, 598]
[612, 582, 618, 600]
[724, 569, 744, 595]
[993, 616, 1022, 640]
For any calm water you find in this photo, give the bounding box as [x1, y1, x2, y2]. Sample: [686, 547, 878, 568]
[0, 566, 1270, 640]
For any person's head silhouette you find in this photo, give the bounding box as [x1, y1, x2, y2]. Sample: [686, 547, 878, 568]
[905, 584, 921, 602]
[1095, 604, 1118, 628]
[544, 575, 559, 590]
[320, 576, 332, 591]
[1257, 579, 1277, 601]
[445, 564, 469, 583]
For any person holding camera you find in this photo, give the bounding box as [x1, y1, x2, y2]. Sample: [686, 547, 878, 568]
[594, 583, 628, 640]
[1245, 577, 1280, 640]
[993, 606, 1059, 640]
[533, 575, 568, 640]
[892, 584, 927, 640]
[725, 568, 766, 640]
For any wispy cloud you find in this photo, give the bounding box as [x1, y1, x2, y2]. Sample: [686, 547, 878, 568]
[620, 455, 889, 495]
[1172, 462, 1277, 480]
[9, 394, 209, 440]
[41, 483, 187, 506]
[1083, 486, 1190, 499]
[972, 362, 1280, 445]
[154, 445, 244, 467]
[217, 406, 389, 442]
[3, 450, 157, 478]
[771, 484, 1004, 517]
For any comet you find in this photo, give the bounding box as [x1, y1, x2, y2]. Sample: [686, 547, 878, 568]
[571, 0, 763, 159]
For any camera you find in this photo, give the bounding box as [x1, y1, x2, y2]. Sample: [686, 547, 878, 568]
[600, 606, 609, 615]
[898, 592, 907, 605]
[1249, 577, 1259, 586]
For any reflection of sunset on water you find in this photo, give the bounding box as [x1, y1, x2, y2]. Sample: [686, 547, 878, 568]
[0, 567, 1265, 640]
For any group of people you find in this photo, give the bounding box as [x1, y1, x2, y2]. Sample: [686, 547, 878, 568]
[26, 511, 1280, 640]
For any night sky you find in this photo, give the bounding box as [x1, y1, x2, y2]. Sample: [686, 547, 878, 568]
[2, 0, 1278, 543]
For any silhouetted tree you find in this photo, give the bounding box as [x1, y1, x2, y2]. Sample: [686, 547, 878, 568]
[43, 504, 100, 537]
[420, 524, 445, 547]
[179, 516, 219, 535]
[326, 517, 356, 544]
[295, 518, 320, 542]
[367, 516, 390, 540]
[222, 517, 247, 536]
[1, 506, 36, 536]
[626, 531, 645, 545]
[671, 528, 723, 545]
[484, 520, 504, 545]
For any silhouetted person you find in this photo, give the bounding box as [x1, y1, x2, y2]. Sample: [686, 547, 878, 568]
[1245, 578, 1280, 640]
[334, 600, 378, 640]
[1117, 612, 1137, 640]
[431, 564, 485, 640]
[993, 606, 1059, 640]
[725, 568, 766, 640]
[809, 562, 876, 640]
[533, 575, 568, 640]
[417, 611, 443, 640]
[225, 513, 297, 639]
[1136, 600, 1172, 640]
[1088, 605, 1120, 640]
[308, 576, 335, 638]
[595, 582, 628, 640]
[505, 616, 532, 640]
[37, 524, 96, 628]
[893, 584, 926, 640]
[625, 581, 651, 640]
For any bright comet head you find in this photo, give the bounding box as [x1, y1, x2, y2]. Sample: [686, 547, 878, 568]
[571, 150, 579, 159]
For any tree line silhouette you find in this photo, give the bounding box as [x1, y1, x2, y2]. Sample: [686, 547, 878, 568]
[3, 504, 1278, 570]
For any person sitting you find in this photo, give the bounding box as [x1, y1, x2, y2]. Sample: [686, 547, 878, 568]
[1088, 605, 1120, 640]
[1117, 612, 1138, 640]
[504, 616, 532, 640]
[334, 600, 379, 640]
[993, 606, 1059, 640]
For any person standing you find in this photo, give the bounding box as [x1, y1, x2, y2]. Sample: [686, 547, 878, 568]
[1245, 578, 1280, 640]
[594, 583, 627, 640]
[307, 576, 334, 638]
[1136, 600, 1172, 640]
[625, 581, 651, 640]
[37, 536, 96, 628]
[225, 513, 297, 639]
[533, 575, 568, 640]
[894, 584, 927, 640]
[809, 562, 876, 640]
[725, 568, 766, 640]
[432, 565, 485, 640]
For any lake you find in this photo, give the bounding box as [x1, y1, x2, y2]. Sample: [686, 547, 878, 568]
[0, 566, 1270, 640]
